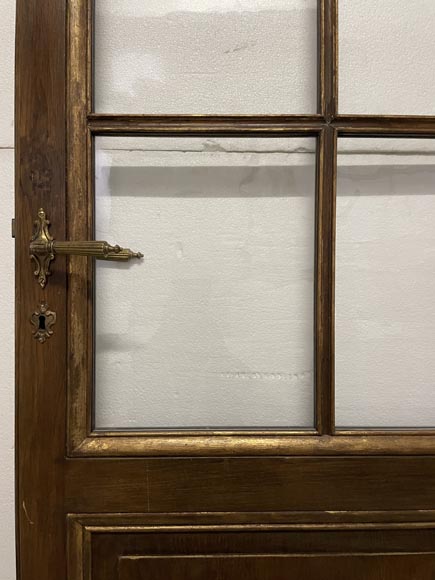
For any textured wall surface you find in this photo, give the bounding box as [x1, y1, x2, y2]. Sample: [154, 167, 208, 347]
[0, 0, 16, 578]
[94, 138, 316, 429]
[336, 140, 435, 426]
[339, 0, 435, 115]
[94, 0, 318, 114]
[94, 137, 435, 430]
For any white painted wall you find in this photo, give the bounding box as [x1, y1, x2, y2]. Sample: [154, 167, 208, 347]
[94, 137, 435, 430]
[94, 0, 318, 114]
[94, 137, 317, 429]
[0, 0, 16, 577]
[339, 0, 435, 115]
[336, 140, 435, 427]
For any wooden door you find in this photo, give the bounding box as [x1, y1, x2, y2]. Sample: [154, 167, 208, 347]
[15, 1, 435, 578]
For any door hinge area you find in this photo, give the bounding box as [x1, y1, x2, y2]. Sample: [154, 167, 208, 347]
[11, 218, 15, 238]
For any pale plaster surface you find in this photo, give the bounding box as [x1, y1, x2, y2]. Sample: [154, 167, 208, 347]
[0, 151, 15, 579]
[0, 0, 16, 577]
[94, 138, 316, 428]
[95, 137, 435, 430]
[339, 0, 435, 115]
[94, 0, 318, 114]
[336, 141, 435, 427]
[0, 0, 15, 148]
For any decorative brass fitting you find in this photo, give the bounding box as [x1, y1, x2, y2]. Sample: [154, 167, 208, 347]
[30, 208, 143, 288]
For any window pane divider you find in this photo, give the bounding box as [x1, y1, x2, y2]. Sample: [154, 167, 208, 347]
[87, 114, 435, 136]
[67, 0, 435, 453]
[316, 126, 336, 435]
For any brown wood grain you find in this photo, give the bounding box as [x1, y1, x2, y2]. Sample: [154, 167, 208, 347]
[65, 457, 435, 513]
[67, 516, 435, 580]
[118, 553, 435, 580]
[320, 0, 338, 119]
[67, 0, 94, 453]
[87, 115, 435, 135]
[71, 432, 435, 456]
[16, 0, 435, 578]
[15, 0, 67, 578]
[316, 126, 336, 434]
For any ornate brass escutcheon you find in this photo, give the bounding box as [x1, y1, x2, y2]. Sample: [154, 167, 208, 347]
[31, 303, 56, 343]
[30, 208, 143, 288]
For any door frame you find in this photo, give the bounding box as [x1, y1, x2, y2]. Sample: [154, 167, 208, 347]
[16, 1, 435, 578]
[66, 0, 435, 458]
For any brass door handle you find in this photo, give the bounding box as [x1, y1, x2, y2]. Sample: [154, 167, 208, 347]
[30, 208, 143, 288]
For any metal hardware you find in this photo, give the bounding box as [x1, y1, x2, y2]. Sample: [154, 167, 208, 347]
[11, 218, 15, 239]
[31, 303, 56, 343]
[30, 208, 143, 288]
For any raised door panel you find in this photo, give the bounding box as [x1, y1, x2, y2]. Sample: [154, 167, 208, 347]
[119, 554, 435, 580]
[68, 518, 435, 580]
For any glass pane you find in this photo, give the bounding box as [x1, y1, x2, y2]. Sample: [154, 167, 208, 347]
[336, 138, 435, 428]
[94, 0, 318, 114]
[94, 137, 316, 429]
[339, 0, 435, 115]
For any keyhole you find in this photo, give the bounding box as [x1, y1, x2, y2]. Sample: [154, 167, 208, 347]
[39, 315, 46, 331]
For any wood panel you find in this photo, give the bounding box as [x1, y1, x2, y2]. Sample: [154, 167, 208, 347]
[87, 115, 435, 135]
[118, 554, 435, 580]
[15, 0, 67, 578]
[67, 515, 435, 580]
[316, 126, 336, 434]
[66, 457, 435, 513]
[16, 0, 435, 577]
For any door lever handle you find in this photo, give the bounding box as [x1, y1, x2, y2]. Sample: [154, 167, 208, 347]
[30, 208, 143, 288]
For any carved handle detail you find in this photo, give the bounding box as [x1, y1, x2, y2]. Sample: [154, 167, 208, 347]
[30, 208, 143, 288]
